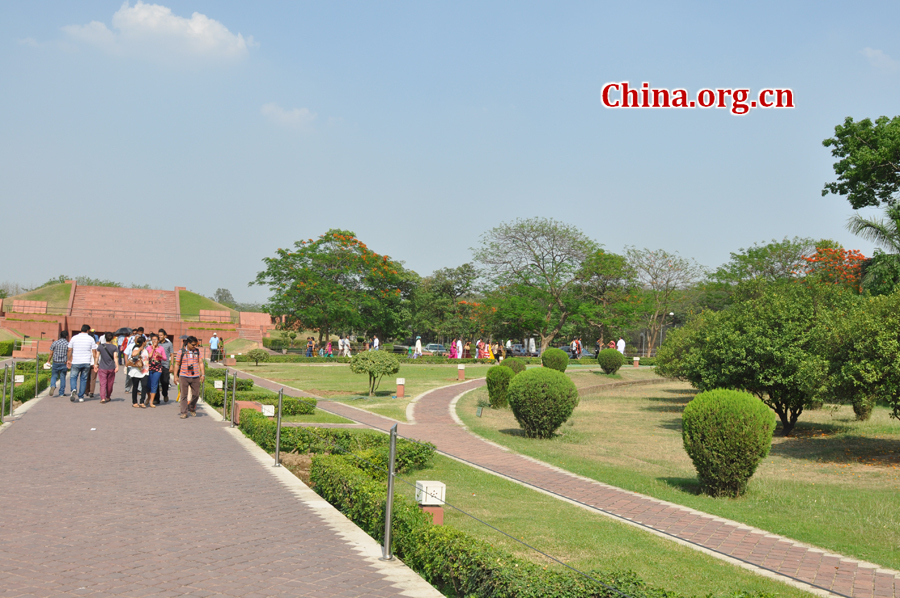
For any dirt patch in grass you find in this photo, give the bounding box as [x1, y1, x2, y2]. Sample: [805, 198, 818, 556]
[280, 453, 313, 486]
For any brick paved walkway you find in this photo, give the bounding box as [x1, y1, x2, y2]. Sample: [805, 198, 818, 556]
[236, 368, 900, 598]
[0, 374, 441, 598]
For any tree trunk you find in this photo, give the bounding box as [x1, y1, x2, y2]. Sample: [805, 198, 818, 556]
[540, 310, 569, 352]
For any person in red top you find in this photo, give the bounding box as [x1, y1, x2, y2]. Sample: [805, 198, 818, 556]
[173, 336, 206, 419]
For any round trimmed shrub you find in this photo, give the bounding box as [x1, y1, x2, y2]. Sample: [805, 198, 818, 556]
[485, 366, 515, 408]
[597, 349, 624, 375]
[500, 357, 526, 374]
[507, 368, 579, 438]
[540, 347, 569, 372]
[682, 389, 776, 497]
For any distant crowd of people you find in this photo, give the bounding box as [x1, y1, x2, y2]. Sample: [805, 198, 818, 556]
[47, 324, 207, 419]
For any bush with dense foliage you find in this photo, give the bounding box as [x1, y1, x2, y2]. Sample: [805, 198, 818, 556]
[682, 389, 776, 497]
[0, 340, 13, 357]
[540, 347, 569, 372]
[816, 289, 900, 421]
[240, 410, 434, 472]
[597, 349, 625, 374]
[507, 368, 579, 438]
[485, 365, 515, 408]
[656, 281, 853, 435]
[5, 371, 51, 407]
[310, 452, 724, 598]
[206, 385, 316, 415]
[350, 350, 401, 396]
[500, 356, 526, 374]
[246, 348, 270, 365]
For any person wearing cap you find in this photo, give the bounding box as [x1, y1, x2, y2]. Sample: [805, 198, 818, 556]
[414, 336, 422, 358]
[209, 333, 220, 362]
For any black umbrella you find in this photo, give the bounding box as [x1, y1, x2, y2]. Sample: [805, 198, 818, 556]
[114, 327, 133, 336]
[179, 335, 189, 340]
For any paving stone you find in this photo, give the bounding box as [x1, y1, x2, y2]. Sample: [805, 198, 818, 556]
[0, 377, 436, 597]
[240, 370, 900, 598]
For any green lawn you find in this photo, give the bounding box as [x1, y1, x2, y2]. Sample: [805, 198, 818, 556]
[458, 382, 900, 570]
[219, 338, 259, 354]
[4, 282, 72, 313]
[237, 362, 493, 422]
[179, 290, 238, 320]
[396, 454, 814, 598]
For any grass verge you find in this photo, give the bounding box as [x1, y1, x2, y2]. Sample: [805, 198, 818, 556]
[457, 382, 900, 570]
[179, 290, 238, 320]
[394, 453, 814, 598]
[238, 363, 492, 422]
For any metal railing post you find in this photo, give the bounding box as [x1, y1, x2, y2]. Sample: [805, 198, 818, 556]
[2, 364, 7, 420]
[9, 360, 16, 417]
[35, 354, 40, 399]
[222, 371, 229, 421]
[274, 388, 284, 467]
[380, 423, 398, 561]
[230, 373, 237, 427]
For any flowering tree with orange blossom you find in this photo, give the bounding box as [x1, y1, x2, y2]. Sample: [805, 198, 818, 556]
[801, 246, 867, 292]
[251, 229, 409, 342]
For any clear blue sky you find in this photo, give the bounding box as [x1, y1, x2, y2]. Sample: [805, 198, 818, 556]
[3, 1, 899, 302]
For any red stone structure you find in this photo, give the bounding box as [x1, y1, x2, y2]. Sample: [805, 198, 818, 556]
[0, 281, 276, 358]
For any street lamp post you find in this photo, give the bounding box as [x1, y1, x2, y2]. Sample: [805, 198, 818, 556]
[659, 312, 675, 351]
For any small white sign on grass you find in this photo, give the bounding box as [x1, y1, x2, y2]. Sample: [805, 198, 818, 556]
[214, 380, 223, 389]
[14, 375, 25, 383]
[262, 404, 275, 417]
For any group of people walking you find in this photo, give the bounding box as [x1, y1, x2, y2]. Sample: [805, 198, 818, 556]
[47, 324, 206, 419]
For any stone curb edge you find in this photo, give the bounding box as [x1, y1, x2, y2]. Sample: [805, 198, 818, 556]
[197, 400, 444, 598]
[446, 385, 900, 597]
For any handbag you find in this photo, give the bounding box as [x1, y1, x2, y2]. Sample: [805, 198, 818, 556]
[126, 349, 144, 369]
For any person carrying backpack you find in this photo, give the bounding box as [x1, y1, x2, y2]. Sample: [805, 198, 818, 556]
[173, 336, 205, 419]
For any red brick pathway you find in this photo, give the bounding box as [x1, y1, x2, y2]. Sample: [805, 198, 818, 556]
[0, 374, 440, 598]
[239, 369, 900, 598]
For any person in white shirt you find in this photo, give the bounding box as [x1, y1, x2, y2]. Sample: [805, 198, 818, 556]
[616, 337, 626, 355]
[373, 336, 380, 351]
[66, 324, 98, 402]
[456, 338, 463, 359]
[414, 336, 422, 358]
[343, 335, 352, 357]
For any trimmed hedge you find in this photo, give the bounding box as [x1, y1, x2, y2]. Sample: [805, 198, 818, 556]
[310, 453, 728, 598]
[541, 348, 569, 372]
[8, 372, 51, 404]
[0, 340, 13, 356]
[682, 389, 776, 497]
[500, 357, 526, 374]
[486, 365, 515, 408]
[597, 349, 625, 375]
[239, 410, 435, 472]
[205, 386, 316, 415]
[507, 368, 579, 439]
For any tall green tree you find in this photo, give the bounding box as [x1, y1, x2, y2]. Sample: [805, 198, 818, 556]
[625, 247, 704, 354]
[407, 264, 480, 340]
[656, 281, 854, 435]
[712, 237, 815, 285]
[251, 230, 407, 341]
[473, 218, 599, 351]
[822, 115, 900, 209]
